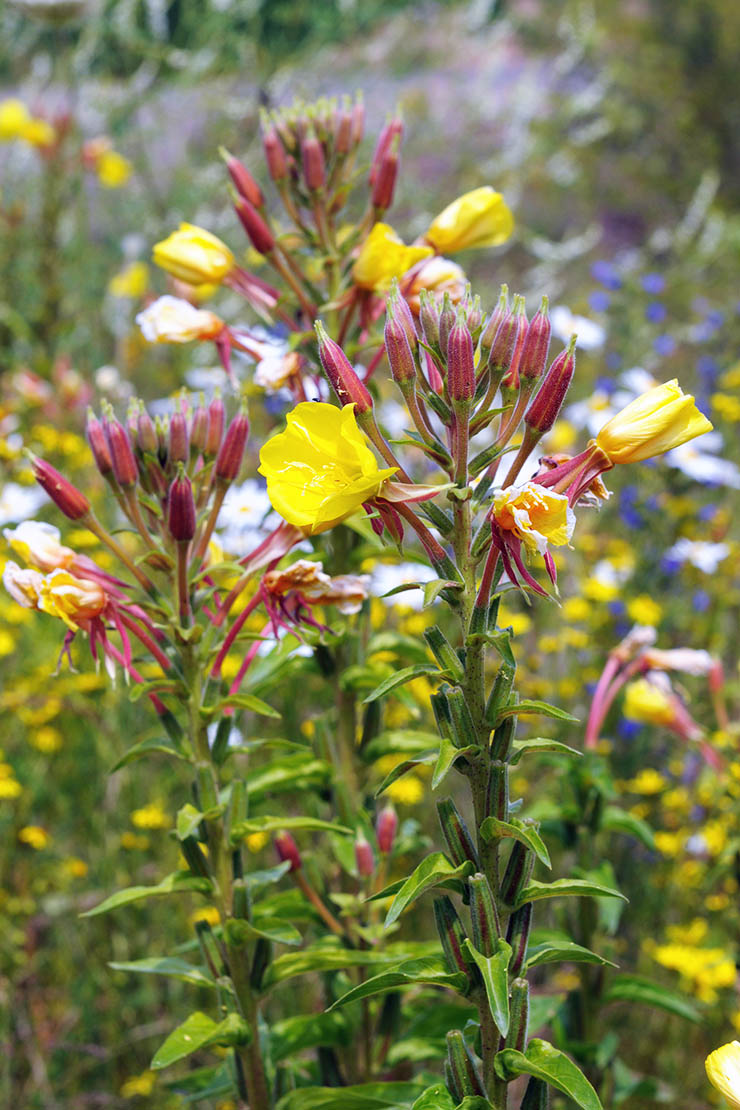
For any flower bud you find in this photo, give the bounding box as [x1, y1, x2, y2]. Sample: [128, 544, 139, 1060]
[437, 798, 480, 870]
[190, 400, 209, 454]
[31, 456, 90, 520]
[505, 900, 532, 977]
[205, 394, 225, 457]
[524, 334, 576, 437]
[220, 147, 263, 208]
[137, 406, 158, 456]
[446, 312, 475, 403]
[351, 95, 365, 145]
[169, 410, 189, 465]
[479, 284, 509, 361]
[262, 125, 288, 182]
[506, 978, 529, 1053]
[86, 409, 113, 477]
[369, 115, 402, 186]
[315, 321, 373, 412]
[105, 415, 139, 487]
[466, 294, 483, 339]
[334, 98, 354, 154]
[438, 292, 456, 357]
[500, 297, 528, 394]
[445, 1030, 487, 1098]
[354, 834, 375, 877]
[500, 841, 535, 907]
[384, 313, 416, 385]
[234, 196, 275, 256]
[371, 134, 399, 212]
[376, 804, 397, 855]
[275, 831, 302, 871]
[518, 295, 551, 387]
[215, 407, 249, 482]
[419, 289, 441, 348]
[434, 896, 470, 978]
[167, 467, 196, 542]
[387, 279, 418, 346]
[468, 873, 501, 957]
[301, 128, 325, 191]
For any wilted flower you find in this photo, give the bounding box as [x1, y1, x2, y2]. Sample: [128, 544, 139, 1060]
[425, 186, 513, 253]
[706, 1041, 740, 1109]
[404, 257, 467, 313]
[263, 560, 369, 615]
[492, 482, 574, 556]
[352, 223, 432, 291]
[153, 223, 235, 286]
[258, 402, 397, 534]
[136, 296, 223, 344]
[4, 521, 75, 573]
[2, 561, 44, 608]
[37, 569, 107, 630]
[595, 379, 713, 465]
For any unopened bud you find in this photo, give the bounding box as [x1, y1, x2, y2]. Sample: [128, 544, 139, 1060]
[169, 410, 189, 465]
[489, 293, 525, 380]
[507, 978, 530, 1053]
[480, 285, 509, 359]
[500, 841, 535, 906]
[419, 289, 441, 348]
[437, 798, 479, 870]
[31, 455, 90, 520]
[505, 901, 532, 977]
[105, 416, 139, 487]
[524, 334, 576, 437]
[354, 834, 375, 877]
[86, 409, 113, 476]
[500, 296, 528, 394]
[301, 129, 325, 191]
[434, 896, 470, 978]
[167, 467, 196, 542]
[376, 804, 397, 854]
[468, 873, 501, 956]
[315, 321, 373, 412]
[446, 313, 475, 403]
[518, 295, 551, 387]
[215, 408, 249, 482]
[438, 292, 456, 357]
[235, 196, 275, 256]
[445, 1030, 487, 1098]
[206, 394, 225, 457]
[263, 126, 288, 182]
[369, 115, 402, 186]
[334, 99, 353, 154]
[351, 95, 365, 145]
[220, 147, 264, 208]
[466, 294, 483, 339]
[384, 313, 416, 385]
[372, 134, 399, 211]
[190, 400, 208, 454]
[275, 831, 302, 871]
[137, 406, 158, 456]
[388, 280, 418, 346]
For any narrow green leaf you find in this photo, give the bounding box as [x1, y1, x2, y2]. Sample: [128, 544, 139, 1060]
[108, 956, 216, 989]
[495, 1039, 602, 1110]
[230, 815, 352, 842]
[463, 939, 512, 1036]
[263, 946, 405, 988]
[226, 916, 302, 947]
[109, 736, 187, 771]
[81, 871, 212, 916]
[423, 579, 463, 607]
[602, 974, 702, 1023]
[385, 853, 475, 928]
[509, 738, 582, 765]
[204, 693, 281, 718]
[411, 1085, 456, 1110]
[177, 803, 204, 841]
[495, 700, 579, 723]
[151, 1011, 249, 1070]
[432, 738, 480, 790]
[601, 806, 656, 850]
[329, 957, 466, 1011]
[516, 878, 627, 909]
[363, 663, 440, 704]
[525, 939, 617, 971]
[275, 1082, 428, 1110]
[375, 751, 437, 797]
[480, 817, 551, 868]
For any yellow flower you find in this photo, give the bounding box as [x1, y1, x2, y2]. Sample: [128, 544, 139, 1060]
[707, 1041, 740, 1107]
[37, 569, 106, 630]
[595, 379, 712, 464]
[352, 223, 432, 291]
[492, 482, 574, 554]
[403, 256, 467, 313]
[4, 521, 75, 573]
[425, 186, 514, 253]
[0, 98, 31, 139]
[2, 561, 44, 609]
[108, 261, 150, 299]
[136, 295, 223, 343]
[386, 775, 424, 806]
[626, 594, 662, 626]
[0, 776, 22, 799]
[153, 222, 235, 286]
[131, 802, 170, 830]
[22, 118, 56, 148]
[259, 402, 397, 535]
[31, 726, 63, 754]
[625, 767, 666, 794]
[18, 825, 50, 850]
[623, 679, 674, 728]
[120, 1071, 157, 1098]
[97, 149, 132, 188]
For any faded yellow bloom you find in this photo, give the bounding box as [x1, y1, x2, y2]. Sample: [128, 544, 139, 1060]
[403, 256, 467, 313]
[595, 379, 712, 464]
[352, 223, 432, 291]
[153, 223, 235, 286]
[37, 570, 106, 630]
[492, 482, 574, 554]
[425, 186, 514, 253]
[136, 295, 223, 344]
[4, 521, 75, 573]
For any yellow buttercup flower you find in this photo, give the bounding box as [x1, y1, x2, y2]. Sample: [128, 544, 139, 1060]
[707, 1041, 740, 1107]
[352, 223, 432, 291]
[595, 379, 712, 464]
[0, 99, 32, 140]
[425, 186, 514, 253]
[97, 149, 132, 188]
[259, 402, 397, 535]
[492, 482, 574, 554]
[153, 222, 235, 286]
[37, 569, 106, 630]
[623, 678, 674, 728]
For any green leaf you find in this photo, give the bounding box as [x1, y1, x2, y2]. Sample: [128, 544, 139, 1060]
[108, 956, 216, 989]
[411, 1085, 456, 1110]
[385, 853, 475, 927]
[480, 818, 551, 868]
[226, 916, 302, 947]
[363, 730, 442, 762]
[245, 755, 332, 800]
[375, 751, 437, 797]
[367, 631, 434, 663]
[230, 815, 352, 842]
[456, 1100, 494, 1110]
[516, 878, 627, 909]
[509, 738, 582, 765]
[495, 1039, 602, 1110]
[463, 939, 512, 1036]
[151, 1011, 249, 1070]
[275, 1082, 427, 1110]
[495, 700, 579, 724]
[601, 806, 656, 850]
[329, 957, 466, 1010]
[177, 803, 204, 841]
[602, 974, 702, 1023]
[432, 737, 480, 790]
[270, 1011, 352, 1062]
[204, 693, 281, 718]
[363, 663, 440, 703]
[263, 946, 407, 988]
[81, 871, 212, 916]
[109, 736, 187, 771]
[422, 579, 463, 607]
[525, 937, 617, 971]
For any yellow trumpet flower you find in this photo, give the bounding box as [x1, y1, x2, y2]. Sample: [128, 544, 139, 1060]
[595, 379, 712, 464]
[425, 186, 514, 253]
[492, 482, 574, 555]
[152, 222, 235, 286]
[706, 1041, 740, 1109]
[352, 223, 432, 291]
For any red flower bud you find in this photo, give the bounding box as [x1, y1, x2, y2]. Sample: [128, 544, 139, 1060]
[234, 196, 275, 256]
[371, 135, 400, 211]
[169, 411, 189, 465]
[31, 456, 90, 520]
[215, 408, 249, 482]
[499, 297, 528, 393]
[388, 280, 418, 347]
[220, 147, 263, 208]
[301, 129, 325, 191]
[315, 321, 373, 412]
[446, 315, 475, 403]
[105, 416, 139, 487]
[351, 96, 365, 145]
[167, 468, 196, 542]
[369, 115, 402, 186]
[137, 407, 158, 455]
[354, 834, 375, 877]
[524, 335, 576, 436]
[335, 101, 354, 154]
[190, 403, 208, 454]
[384, 314, 416, 385]
[480, 285, 509, 359]
[275, 831, 302, 872]
[376, 804, 398, 855]
[263, 126, 288, 182]
[518, 295, 551, 385]
[419, 289, 441, 348]
[86, 409, 113, 476]
[205, 394, 225, 457]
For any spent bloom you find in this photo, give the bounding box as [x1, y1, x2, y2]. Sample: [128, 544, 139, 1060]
[425, 186, 514, 253]
[492, 483, 575, 556]
[353, 223, 432, 291]
[136, 295, 224, 344]
[4, 521, 75, 573]
[259, 402, 397, 534]
[595, 379, 712, 464]
[404, 257, 467, 313]
[37, 569, 107, 630]
[706, 1042, 740, 1109]
[153, 223, 235, 286]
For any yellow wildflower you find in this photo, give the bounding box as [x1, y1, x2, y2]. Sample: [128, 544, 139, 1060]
[191, 905, 221, 927]
[61, 856, 88, 879]
[37, 569, 106, 630]
[626, 595, 662, 626]
[246, 831, 269, 853]
[31, 726, 63, 754]
[711, 393, 740, 423]
[595, 379, 712, 464]
[0, 775, 22, 799]
[425, 186, 514, 253]
[0, 630, 13, 655]
[97, 149, 132, 188]
[386, 775, 424, 806]
[626, 767, 666, 794]
[562, 597, 590, 623]
[352, 223, 432, 291]
[623, 679, 674, 728]
[0, 98, 32, 139]
[492, 482, 574, 554]
[153, 223, 235, 286]
[23, 118, 56, 148]
[108, 261, 150, 299]
[259, 402, 397, 534]
[130, 803, 170, 830]
[120, 1071, 157, 1098]
[18, 825, 49, 850]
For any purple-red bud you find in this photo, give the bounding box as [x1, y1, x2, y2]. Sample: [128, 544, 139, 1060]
[86, 409, 113, 476]
[220, 147, 264, 208]
[518, 295, 551, 384]
[499, 297, 528, 393]
[480, 285, 509, 357]
[369, 116, 402, 186]
[354, 834, 375, 878]
[384, 314, 417, 385]
[263, 126, 288, 182]
[234, 196, 275, 256]
[137, 407, 157, 456]
[169, 410, 189, 465]
[524, 335, 576, 436]
[371, 135, 399, 211]
[419, 289, 441, 348]
[376, 804, 398, 855]
[438, 293, 456, 357]
[301, 129, 326, 191]
[190, 403, 208, 454]
[315, 321, 373, 412]
[388, 280, 418, 347]
[335, 101, 353, 154]
[446, 315, 475, 403]
[31, 456, 90, 520]
[167, 468, 196, 542]
[275, 831, 302, 872]
[105, 417, 139, 487]
[215, 408, 249, 482]
[205, 395, 225, 457]
[351, 97, 365, 145]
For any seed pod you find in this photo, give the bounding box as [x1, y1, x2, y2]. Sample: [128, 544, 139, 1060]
[250, 937, 272, 990]
[181, 835, 210, 879]
[437, 798, 480, 870]
[500, 841, 535, 907]
[485, 661, 517, 727]
[468, 872, 501, 956]
[167, 468, 196, 543]
[423, 626, 464, 682]
[490, 714, 516, 764]
[524, 334, 576, 437]
[506, 900, 533, 977]
[315, 321, 373, 412]
[507, 978, 530, 1053]
[434, 896, 470, 978]
[445, 1030, 487, 1098]
[447, 687, 480, 750]
[487, 760, 509, 822]
[31, 456, 90, 520]
[215, 408, 249, 482]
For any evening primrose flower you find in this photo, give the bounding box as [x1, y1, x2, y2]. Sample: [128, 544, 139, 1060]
[136, 295, 223, 344]
[258, 402, 397, 534]
[37, 568, 106, 630]
[352, 223, 432, 291]
[96, 149, 132, 188]
[0, 98, 32, 139]
[623, 677, 675, 727]
[425, 186, 514, 253]
[595, 379, 713, 464]
[492, 482, 575, 555]
[2, 561, 43, 608]
[707, 1041, 740, 1107]
[404, 256, 467, 313]
[108, 261, 149, 299]
[153, 223, 235, 286]
[4, 521, 75, 573]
